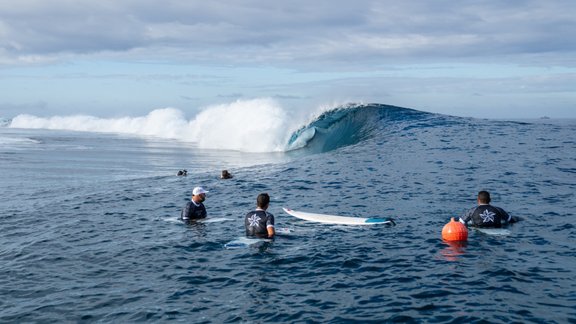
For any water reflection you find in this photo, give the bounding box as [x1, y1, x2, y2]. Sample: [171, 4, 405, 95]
[440, 240, 468, 261]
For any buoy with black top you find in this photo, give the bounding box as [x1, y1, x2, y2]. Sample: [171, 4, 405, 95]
[442, 217, 468, 241]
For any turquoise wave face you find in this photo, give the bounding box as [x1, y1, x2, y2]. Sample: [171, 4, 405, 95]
[286, 103, 430, 153]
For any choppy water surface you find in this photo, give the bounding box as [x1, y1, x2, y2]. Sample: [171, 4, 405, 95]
[1, 107, 575, 323]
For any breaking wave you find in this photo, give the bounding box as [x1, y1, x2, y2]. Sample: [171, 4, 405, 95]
[7, 99, 434, 153]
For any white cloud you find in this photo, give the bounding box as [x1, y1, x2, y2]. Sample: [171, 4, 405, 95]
[0, 0, 575, 118]
[0, 0, 574, 67]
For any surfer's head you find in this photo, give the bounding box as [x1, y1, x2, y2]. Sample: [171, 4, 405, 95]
[257, 193, 270, 209]
[477, 190, 491, 204]
[192, 186, 208, 203]
[220, 170, 232, 179]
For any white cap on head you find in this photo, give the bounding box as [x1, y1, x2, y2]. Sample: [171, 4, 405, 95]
[192, 187, 208, 195]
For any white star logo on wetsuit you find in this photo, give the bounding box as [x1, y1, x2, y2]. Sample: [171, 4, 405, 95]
[480, 209, 496, 223]
[248, 214, 261, 227]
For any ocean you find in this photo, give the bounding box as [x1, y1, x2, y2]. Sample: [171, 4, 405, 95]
[1, 103, 575, 323]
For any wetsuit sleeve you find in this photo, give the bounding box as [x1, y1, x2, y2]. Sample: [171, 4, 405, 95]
[266, 213, 275, 238]
[459, 208, 475, 225]
[498, 207, 513, 223]
[244, 212, 252, 231]
[266, 213, 275, 228]
[181, 202, 193, 221]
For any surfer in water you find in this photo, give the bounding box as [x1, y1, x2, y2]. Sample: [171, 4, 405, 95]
[244, 193, 275, 238]
[220, 170, 233, 179]
[181, 186, 208, 223]
[459, 190, 515, 227]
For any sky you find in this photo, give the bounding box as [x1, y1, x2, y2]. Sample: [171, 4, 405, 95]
[1, 0, 575, 119]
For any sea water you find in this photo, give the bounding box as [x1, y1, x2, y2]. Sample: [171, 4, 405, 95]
[1, 103, 575, 323]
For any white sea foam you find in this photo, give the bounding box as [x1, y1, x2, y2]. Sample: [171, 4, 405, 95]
[0, 136, 41, 146]
[187, 98, 293, 152]
[9, 108, 190, 139]
[8, 98, 309, 153]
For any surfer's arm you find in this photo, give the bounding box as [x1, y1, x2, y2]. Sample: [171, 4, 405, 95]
[459, 207, 474, 225]
[266, 214, 275, 238]
[499, 208, 514, 224]
[267, 226, 275, 238]
[181, 202, 192, 221]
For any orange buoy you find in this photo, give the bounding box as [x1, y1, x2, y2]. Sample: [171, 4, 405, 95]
[442, 217, 468, 241]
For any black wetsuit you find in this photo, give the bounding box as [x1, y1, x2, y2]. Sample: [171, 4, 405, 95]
[244, 209, 275, 238]
[460, 204, 512, 228]
[181, 201, 206, 222]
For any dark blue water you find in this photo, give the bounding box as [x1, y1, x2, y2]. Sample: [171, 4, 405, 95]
[1, 105, 575, 323]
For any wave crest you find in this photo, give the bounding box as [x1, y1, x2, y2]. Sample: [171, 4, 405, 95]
[287, 103, 428, 153]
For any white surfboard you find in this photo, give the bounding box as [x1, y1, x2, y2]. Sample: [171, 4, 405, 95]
[224, 237, 271, 249]
[474, 228, 511, 236]
[198, 217, 232, 223]
[283, 208, 395, 226]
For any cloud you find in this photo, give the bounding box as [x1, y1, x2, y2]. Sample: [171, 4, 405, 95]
[1, 0, 574, 119]
[1, 0, 575, 67]
[273, 94, 308, 100]
[217, 93, 243, 99]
